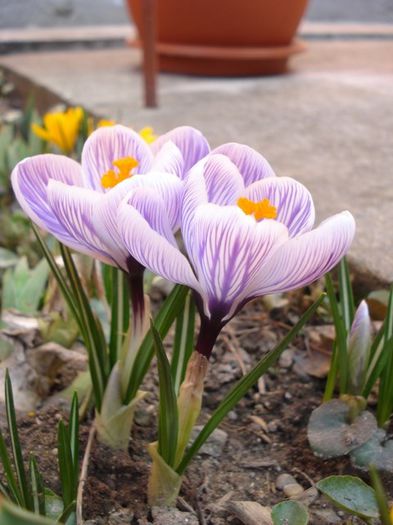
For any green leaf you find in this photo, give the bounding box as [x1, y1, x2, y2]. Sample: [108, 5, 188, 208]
[0, 431, 23, 506]
[151, 321, 179, 468]
[60, 244, 108, 410]
[176, 294, 325, 475]
[272, 500, 309, 525]
[0, 498, 57, 525]
[29, 456, 45, 515]
[338, 257, 355, 332]
[0, 248, 19, 269]
[124, 284, 188, 404]
[57, 423, 72, 508]
[316, 475, 379, 519]
[171, 292, 195, 395]
[325, 272, 348, 395]
[376, 284, 393, 426]
[308, 399, 376, 459]
[369, 465, 392, 525]
[2, 257, 49, 315]
[68, 394, 79, 492]
[32, 226, 79, 322]
[5, 371, 32, 510]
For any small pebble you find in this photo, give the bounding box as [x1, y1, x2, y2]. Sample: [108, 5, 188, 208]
[297, 486, 319, 506]
[276, 473, 296, 490]
[284, 391, 292, 401]
[228, 410, 238, 421]
[283, 483, 304, 498]
[279, 349, 294, 368]
[267, 420, 279, 432]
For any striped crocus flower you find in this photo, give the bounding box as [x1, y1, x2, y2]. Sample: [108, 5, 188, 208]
[12, 124, 210, 267]
[118, 146, 356, 358]
[12, 123, 209, 320]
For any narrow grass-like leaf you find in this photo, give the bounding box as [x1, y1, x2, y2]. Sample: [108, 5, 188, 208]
[338, 258, 355, 332]
[68, 394, 79, 493]
[5, 371, 31, 510]
[124, 285, 188, 403]
[177, 294, 325, 475]
[152, 321, 179, 468]
[29, 456, 45, 515]
[376, 285, 393, 425]
[109, 267, 130, 368]
[0, 432, 23, 506]
[323, 340, 339, 401]
[325, 273, 348, 394]
[31, 225, 79, 322]
[60, 244, 107, 409]
[369, 466, 392, 525]
[363, 287, 393, 399]
[57, 422, 73, 508]
[171, 292, 195, 395]
[0, 479, 10, 499]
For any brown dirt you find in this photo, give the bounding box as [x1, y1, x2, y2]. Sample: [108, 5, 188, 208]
[4, 292, 393, 524]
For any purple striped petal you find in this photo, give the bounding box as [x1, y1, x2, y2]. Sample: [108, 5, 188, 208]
[81, 125, 153, 192]
[151, 141, 184, 178]
[184, 204, 288, 319]
[94, 173, 183, 269]
[47, 180, 114, 265]
[118, 202, 200, 290]
[151, 126, 210, 177]
[251, 211, 356, 296]
[194, 154, 245, 206]
[11, 154, 83, 234]
[212, 143, 276, 187]
[245, 177, 315, 237]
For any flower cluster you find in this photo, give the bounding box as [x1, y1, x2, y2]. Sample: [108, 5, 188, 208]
[13, 123, 355, 356]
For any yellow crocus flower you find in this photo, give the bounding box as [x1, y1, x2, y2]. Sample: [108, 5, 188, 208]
[138, 126, 157, 144]
[32, 106, 84, 154]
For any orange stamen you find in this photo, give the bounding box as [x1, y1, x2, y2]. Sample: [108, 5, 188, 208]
[237, 197, 277, 221]
[101, 156, 139, 189]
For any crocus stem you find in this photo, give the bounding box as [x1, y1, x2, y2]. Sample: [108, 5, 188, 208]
[126, 256, 145, 328]
[175, 351, 209, 468]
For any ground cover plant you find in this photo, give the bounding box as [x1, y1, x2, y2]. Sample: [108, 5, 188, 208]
[0, 83, 392, 524]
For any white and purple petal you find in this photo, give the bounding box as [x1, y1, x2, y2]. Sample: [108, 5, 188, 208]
[184, 204, 288, 319]
[151, 141, 184, 178]
[251, 211, 356, 297]
[245, 176, 315, 237]
[211, 143, 276, 187]
[118, 202, 200, 291]
[11, 154, 83, 235]
[93, 172, 183, 269]
[193, 154, 245, 206]
[47, 180, 114, 265]
[81, 125, 153, 192]
[151, 126, 210, 177]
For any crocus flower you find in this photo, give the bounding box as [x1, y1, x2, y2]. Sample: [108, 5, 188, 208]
[12, 124, 209, 269]
[32, 106, 84, 154]
[118, 148, 356, 358]
[347, 300, 372, 395]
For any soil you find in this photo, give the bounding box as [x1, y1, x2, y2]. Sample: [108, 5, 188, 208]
[6, 289, 392, 525]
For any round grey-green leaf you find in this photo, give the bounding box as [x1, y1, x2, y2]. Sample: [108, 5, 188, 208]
[272, 500, 309, 525]
[307, 399, 377, 458]
[316, 475, 379, 519]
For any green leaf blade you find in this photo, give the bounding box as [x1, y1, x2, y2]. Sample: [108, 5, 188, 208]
[151, 321, 179, 468]
[316, 475, 379, 519]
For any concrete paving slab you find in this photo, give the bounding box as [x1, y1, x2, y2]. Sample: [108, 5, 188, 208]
[1, 41, 393, 285]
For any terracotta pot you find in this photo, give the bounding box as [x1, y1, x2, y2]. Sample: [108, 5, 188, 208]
[127, 0, 308, 76]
